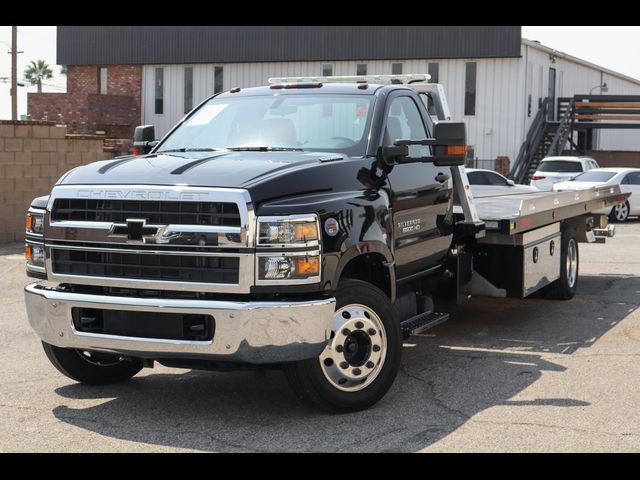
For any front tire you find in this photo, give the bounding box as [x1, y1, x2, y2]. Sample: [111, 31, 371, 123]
[610, 201, 630, 223]
[42, 342, 143, 385]
[283, 279, 401, 413]
[544, 230, 579, 300]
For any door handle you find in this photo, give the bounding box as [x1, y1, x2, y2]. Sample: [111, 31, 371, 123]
[435, 173, 450, 183]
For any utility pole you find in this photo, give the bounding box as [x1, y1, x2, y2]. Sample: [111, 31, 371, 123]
[11, 26, 17, 120]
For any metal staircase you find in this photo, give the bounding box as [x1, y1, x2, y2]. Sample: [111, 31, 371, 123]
[510, 98, 575, 184]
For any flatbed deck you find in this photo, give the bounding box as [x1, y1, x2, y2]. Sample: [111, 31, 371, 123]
[470, 186, 630, 234]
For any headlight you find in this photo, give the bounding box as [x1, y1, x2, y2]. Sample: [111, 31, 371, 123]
[25, 243, 46, 269]
[257, 215, 319, 247]
[258, 254, 320, 281]
[26, 211, 44, 235]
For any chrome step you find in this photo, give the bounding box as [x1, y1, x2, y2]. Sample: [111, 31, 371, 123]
[400, 311, 450, 339]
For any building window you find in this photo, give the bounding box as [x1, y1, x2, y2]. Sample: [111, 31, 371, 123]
[322, 64, 333, 77]
[392, 63, 403, 75]
[155, 67, 164, 115]
[98, 67, 107, 95]
[464, 62, 477, 116]
[356, 63, 367, 76]
[214, 66, 223, 94]
[428, 62, 439, 83]
[184, 67, 193, 114]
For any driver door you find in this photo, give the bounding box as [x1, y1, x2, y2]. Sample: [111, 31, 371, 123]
[382, 92, 453, 280]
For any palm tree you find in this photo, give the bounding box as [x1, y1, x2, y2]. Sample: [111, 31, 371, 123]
[24, 59, 53, 93]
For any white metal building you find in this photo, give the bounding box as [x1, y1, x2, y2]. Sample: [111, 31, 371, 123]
[140, 38, 640, 162]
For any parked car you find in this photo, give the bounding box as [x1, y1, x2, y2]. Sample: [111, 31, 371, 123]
[465, 168, 538, 196]
[553, 168, 640, 222]
[530, 156, 600, 191]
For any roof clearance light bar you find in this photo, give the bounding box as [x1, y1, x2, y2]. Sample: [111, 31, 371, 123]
[267, 73, 431, 85]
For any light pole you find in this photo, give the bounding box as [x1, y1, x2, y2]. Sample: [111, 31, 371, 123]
[589, 82, 608, 94]
[1, 27, 23, 120]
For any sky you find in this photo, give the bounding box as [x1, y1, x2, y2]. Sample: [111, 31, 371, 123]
[2, 26, 640, 120]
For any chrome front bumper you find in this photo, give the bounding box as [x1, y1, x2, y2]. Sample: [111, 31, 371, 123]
[24, 283, 336, 364]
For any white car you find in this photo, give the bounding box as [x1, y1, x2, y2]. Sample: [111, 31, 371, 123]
[466, 168, 538, 196]
[530, 156, 600, 191]
[553, 168, 640, 222]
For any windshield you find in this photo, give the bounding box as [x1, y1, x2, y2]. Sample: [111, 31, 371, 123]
[158, 94, 374, 156]
[571, 171, 616, 182]
[538, 160, 583, 173]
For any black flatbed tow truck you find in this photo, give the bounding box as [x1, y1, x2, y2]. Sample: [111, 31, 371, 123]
[23, 74, 630, 412]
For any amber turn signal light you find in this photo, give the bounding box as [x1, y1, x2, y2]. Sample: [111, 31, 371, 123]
[25, 244, 33, 262]
[295, 256, 319, 276]
[25, 215, 33, 231]
[445, 145, 467, 156]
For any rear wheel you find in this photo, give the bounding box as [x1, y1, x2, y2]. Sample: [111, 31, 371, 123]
[283, 279, 401, 413]
[610, 201, 630, 223]
[42, 342, 143, 385]
[544, 230, 579, 300]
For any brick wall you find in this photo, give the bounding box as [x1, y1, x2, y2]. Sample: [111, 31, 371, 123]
[0, 121, 115, 244]
[66, 65, 99, 94]
[28, 64, 142, 138]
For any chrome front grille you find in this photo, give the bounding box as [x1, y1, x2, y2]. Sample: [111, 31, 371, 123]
[52, 248, 240, 284]
[44, 186, 255, 293]
[51, 199, 241, 227]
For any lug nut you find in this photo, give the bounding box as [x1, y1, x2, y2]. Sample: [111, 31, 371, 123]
[355, 321, 364, 329]
[335, 344, 344, 353]
[368, 328, 376, 336]
[340, 361, 349, 369]
[338, 378, 347, 385]
[366, 361, 375, 369]
[372, 345, 381, 352]
[342, 311, 351, 319]
[352, 368, 361, 376]
[342, 328, 351, 336]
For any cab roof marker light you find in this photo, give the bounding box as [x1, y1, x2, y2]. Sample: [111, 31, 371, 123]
[269, 82, 323, 90]
[268, 73, 431, 85]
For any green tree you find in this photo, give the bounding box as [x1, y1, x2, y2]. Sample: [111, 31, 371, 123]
[60, 65, 67, 75]
[24, 59, 53, 93]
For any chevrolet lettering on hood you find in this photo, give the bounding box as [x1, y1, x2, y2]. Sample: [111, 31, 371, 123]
[77, 189, 209, 201]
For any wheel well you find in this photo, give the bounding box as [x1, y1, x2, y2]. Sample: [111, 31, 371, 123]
[340, 254, 392, 299]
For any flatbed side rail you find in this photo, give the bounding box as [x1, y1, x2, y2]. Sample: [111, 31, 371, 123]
[474, 186, 630, 235]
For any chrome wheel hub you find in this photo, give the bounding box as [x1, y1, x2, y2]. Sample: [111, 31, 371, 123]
[319, 304, 387, 392]
[566, 238, 578, 288]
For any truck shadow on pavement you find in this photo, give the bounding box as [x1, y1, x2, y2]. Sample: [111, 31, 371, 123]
[51, 274, 639, 452]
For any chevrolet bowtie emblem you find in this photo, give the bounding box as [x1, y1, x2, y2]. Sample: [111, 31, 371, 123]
[109, 218, 161, 242]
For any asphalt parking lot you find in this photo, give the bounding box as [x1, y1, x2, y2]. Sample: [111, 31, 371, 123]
[1, 222, 639, 452]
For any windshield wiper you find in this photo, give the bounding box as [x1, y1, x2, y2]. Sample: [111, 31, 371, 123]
[226, 146, 304, 152]
[157, 147, 228, 153]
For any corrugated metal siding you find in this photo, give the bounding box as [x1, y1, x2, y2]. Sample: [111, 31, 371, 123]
[143, 57, 524, 160]
[142, 50, 640, 159]
[58, 26, 521, 65]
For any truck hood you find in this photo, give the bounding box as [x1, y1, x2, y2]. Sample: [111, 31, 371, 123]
[58, 151, 347, 189]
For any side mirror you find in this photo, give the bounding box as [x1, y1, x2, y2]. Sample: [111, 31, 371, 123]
[506, 179, 515, 186]
[431, 121, 466, 166]
[133, 125, 156, 155]
[377, 144, 409, 166]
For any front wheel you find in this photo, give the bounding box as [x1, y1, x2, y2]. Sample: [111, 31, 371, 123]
[283, 279, 401, 413]
[42, 342, 143, 385]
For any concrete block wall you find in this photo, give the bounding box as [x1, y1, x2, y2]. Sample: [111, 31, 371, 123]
[0, 121, 114, 244]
